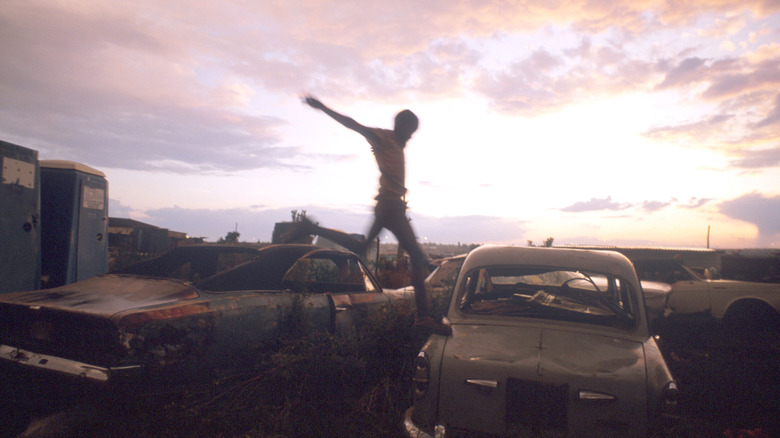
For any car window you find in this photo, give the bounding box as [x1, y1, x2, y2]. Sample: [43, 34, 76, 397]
[633, 259, 699, 283]
[283, 254, 377, 293]
[428, 258, 463, 288]
[167, 252, 258, 282]
[458, 266, 637, 328]
[215, 252, 259, 274]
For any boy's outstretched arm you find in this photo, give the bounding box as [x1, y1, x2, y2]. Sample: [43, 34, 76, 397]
[304, 95, 375, 139]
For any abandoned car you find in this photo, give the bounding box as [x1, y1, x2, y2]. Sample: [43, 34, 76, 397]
[398, 252, 672, 323]
[632, 258, 780, 332]
[0, 244, 399, 384]
[404, 245, 679, 437]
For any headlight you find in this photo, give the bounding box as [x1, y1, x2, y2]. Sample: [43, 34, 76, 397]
[412, 351, 430, 398]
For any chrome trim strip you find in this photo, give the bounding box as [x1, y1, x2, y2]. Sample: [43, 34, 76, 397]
[466, 379, 498, 388]
[0, 344, 140, 382]
[578, 389, 616, 401]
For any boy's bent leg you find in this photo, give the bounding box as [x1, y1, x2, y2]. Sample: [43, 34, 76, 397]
[380, 202, 428, 309]
[311, 224, 367, 255]
[382, 202, 451, 336]
[279, 217, 319, 243]
[280, 217, 367, 255]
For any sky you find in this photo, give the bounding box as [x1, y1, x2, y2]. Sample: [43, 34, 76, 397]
[2, 0, 779, 248]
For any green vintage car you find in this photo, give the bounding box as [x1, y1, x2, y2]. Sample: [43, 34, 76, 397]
[404, 245, 679, 437]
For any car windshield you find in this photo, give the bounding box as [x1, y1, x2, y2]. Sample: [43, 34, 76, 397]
[632, 259, 701, 283]
[458, 266, 637, 328]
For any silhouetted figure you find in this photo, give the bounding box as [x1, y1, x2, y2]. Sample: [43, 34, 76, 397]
[300, 95, 451, 336]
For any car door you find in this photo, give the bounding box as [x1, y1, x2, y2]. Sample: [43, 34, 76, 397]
[662, 262, 711, 315]
[282, 252, 390, 333]
[636, 259, 711, 315]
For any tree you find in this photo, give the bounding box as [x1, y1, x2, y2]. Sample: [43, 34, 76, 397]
[290, 209, 308, 222]
[219, 231, 240, 243]
[527, 237, 555, 247]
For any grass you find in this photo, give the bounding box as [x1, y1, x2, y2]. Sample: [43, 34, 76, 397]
[13, 299, 427, 438]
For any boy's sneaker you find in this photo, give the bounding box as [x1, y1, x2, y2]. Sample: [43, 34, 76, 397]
[414, 315, 452, 336]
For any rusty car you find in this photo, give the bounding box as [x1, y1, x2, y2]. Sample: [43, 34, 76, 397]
[632, 258, 780, 333]
[0, 244, 400, 385]
[404, 245, 679, 437]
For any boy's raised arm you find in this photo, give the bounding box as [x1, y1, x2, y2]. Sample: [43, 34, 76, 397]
[304, 95, 375, 140]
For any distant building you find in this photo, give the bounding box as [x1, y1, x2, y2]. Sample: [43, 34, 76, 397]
[108, 217, 191, 255]
[719, 248, 780, 283]
[557, 245, 722, 277]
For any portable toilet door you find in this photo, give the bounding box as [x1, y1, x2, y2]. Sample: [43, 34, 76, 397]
[0, 141, 41, 293]
[40, 160, 108, 287]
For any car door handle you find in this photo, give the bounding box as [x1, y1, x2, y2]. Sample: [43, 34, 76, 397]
[578, 390, 616, 401]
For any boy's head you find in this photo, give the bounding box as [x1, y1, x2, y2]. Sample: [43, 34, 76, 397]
[394, 109, 418, 140]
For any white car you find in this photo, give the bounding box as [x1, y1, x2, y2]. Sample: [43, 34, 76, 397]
[632, 258, 780, 331]
[404, 246, 679, 437]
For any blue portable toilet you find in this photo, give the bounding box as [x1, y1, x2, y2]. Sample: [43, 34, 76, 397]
[40, 160, 109, 288]
[0, 140, 41, 293]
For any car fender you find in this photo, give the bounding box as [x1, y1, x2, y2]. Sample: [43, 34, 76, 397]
[409, 334, 448, 433]
[708, 280, 780, 320]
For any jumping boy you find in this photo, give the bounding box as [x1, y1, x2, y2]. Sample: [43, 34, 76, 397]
[302, 95, 451, 336]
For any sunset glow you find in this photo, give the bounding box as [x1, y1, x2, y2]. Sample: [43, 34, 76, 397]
[1, 1, 778, 247]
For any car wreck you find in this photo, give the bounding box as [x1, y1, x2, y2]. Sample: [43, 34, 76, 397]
[632, 258, 780, 332]
[404, 245, 679, 437]
[0, 244, 401, 384]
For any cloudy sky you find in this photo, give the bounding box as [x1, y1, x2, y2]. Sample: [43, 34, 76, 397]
[2, 1, 779, 248]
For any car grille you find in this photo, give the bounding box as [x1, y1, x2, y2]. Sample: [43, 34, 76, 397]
[0, 304, 124, 367]
[506, 378, 568, 431]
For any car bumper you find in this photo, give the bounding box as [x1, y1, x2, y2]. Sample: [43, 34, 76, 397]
[0, 344, 140, 382]
[404, 406, 445, 438]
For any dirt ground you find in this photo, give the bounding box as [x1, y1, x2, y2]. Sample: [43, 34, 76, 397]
[653, 321, 779, 437]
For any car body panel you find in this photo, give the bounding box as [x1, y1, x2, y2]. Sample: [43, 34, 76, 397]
[641, 280, 672, 321]
[677, 279, 780, 319]
[437, 325, 648, 436]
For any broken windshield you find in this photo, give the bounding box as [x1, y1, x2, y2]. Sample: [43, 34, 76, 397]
[458, 266, 637, 328]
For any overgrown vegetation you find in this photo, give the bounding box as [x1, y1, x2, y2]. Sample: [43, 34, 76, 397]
[32, 298, 430, 437]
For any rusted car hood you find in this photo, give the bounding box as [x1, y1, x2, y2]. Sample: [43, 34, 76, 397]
[438, 323, 648, 436]
[0, 274, 198, 319]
